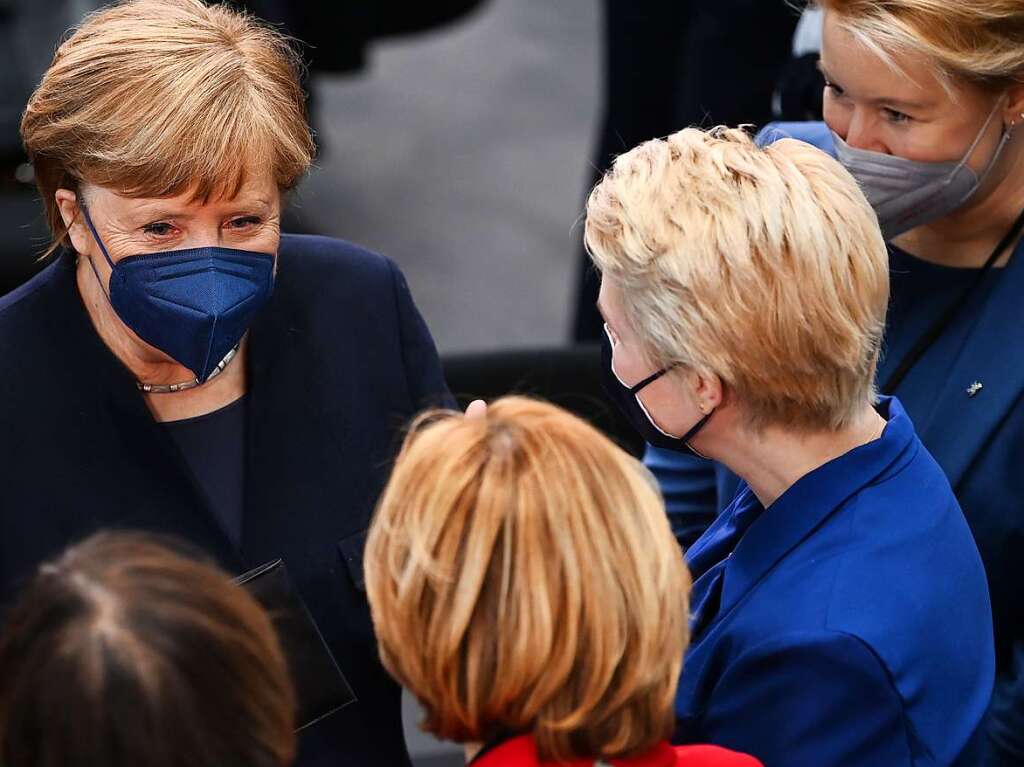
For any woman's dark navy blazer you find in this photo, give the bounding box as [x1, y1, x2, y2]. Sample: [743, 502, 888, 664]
[0, 234, 452, 767]
[649, 122, 1024, 765]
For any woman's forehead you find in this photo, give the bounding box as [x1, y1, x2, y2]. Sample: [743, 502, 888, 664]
[821, 15, 944, 107]
[89, 174, 279, 215]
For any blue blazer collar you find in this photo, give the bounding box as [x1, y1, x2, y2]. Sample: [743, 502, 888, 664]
[881, 239, 1024, 490]
[719, 397, 917, 614]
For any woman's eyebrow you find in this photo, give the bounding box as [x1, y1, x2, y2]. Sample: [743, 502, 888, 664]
[134, 207, 194, 222]
[819, 59, 931, 110]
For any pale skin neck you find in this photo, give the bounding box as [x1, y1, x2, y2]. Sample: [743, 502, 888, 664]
[893, 133, 1024, 268]
[464, 743, 483, 763]
[705, 405, 887, 509]
[76, 257, 248, 423]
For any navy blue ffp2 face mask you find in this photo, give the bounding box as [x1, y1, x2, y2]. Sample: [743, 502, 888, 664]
[80, 205, 275, 383]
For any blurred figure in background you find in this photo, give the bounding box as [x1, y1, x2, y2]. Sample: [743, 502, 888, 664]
[365, 396, 762, 767]
[0, 0, 104, 294]
[772, 7, 825, 123]
[572, 0, 801, 342]
[0, 532, 295, 767]
[235, 2, 488, 76]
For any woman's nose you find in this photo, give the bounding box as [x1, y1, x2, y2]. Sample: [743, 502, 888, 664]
[845, 112, 889, 154]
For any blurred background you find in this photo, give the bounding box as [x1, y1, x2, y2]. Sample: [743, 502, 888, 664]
[0, 1, 822, 764]
[297, 0, 598, 354]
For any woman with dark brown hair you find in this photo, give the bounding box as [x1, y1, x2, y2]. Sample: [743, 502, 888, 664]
[0, 532, 296, 767]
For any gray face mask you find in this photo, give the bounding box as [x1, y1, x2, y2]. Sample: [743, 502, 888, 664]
[832, 98, 1012, 240]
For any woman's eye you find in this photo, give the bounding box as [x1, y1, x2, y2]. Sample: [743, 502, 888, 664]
[824, 80, 845, 97]
[883, 108, 911, 124]
[142, 222, 174, 236]
[227, 216, 262, 229]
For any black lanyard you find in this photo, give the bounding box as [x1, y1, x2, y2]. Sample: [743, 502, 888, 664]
[881, 207, 1024, 395]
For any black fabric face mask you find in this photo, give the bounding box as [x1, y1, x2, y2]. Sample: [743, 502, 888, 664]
[600, 325, 714, 455]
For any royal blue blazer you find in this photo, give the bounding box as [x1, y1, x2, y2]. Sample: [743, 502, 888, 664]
[674, 398, 993, 766]
[652, 122, 1024, 765]
[0, 235, 452, 767]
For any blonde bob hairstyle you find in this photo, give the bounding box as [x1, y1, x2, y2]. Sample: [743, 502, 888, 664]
[585, 126, 889, 433]
[817, 0, 1024, 92]
[21, 0, 315, 255]
[364, 397, 690, 763]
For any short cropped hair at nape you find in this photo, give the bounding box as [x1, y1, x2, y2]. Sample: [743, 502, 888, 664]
[585, 126, 889, 433]
[364, 397, 690, 763]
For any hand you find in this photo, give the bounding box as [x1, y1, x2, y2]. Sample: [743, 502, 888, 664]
[465, 399, 487, 419]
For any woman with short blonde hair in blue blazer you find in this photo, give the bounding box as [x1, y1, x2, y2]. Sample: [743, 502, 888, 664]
[585, 126, 993, 766]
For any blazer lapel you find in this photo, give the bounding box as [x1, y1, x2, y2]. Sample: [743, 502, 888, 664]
[718, 399, 916, 617]
[240, 273, 373, 565]
[909, 240, 1024, 490]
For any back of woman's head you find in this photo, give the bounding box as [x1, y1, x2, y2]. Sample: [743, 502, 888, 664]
[0, 532, 296, 767]
[365, 397, 691, 763]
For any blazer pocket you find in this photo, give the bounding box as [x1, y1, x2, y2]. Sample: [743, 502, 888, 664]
[338, 528, 369, 592]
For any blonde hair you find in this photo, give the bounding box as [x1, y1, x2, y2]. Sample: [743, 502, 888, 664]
[364, 397, 690, 763]
[818, 0, 1024, 91]
[585, 126, 889, 432]
[21, 0, 315, 254]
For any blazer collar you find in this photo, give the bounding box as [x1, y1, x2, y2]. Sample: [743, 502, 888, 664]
[883, 238, 1024, 489]
[719, 397, 916, 615]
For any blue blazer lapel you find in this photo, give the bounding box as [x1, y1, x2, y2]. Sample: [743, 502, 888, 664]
[718, 400, 916, 617]
[907, 240, 1024, 490]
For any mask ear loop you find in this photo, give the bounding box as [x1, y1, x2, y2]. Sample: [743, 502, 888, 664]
[629, 358, 715, 446]
[948, 94, 1012, 202]
[76, 202, 118, 299]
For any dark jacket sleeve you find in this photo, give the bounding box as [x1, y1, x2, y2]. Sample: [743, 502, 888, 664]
[699, 632, 913, 766]
[386, 258, 454, 412]
[989, 641, 1024, 765]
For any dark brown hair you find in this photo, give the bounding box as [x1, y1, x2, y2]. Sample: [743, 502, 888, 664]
[0, 532, 296, 767]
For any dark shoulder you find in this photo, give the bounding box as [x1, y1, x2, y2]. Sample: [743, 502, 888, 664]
[0, 254, 70, 321]
[0, 255, 75, 354]
[277, 234, 396, 289]
[269, 234, 411, 348]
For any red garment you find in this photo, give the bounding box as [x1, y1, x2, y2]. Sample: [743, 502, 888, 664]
[472, 735, 762, 767]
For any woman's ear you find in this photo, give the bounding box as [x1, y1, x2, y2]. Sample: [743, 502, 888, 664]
[1004, 83, 1024, 130]
[55, 188, 91, 255]
[691, 371, 724, 414]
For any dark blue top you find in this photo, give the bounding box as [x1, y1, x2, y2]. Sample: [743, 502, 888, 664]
[163, 396, 247, 547]
[885, 248, 1002, 433]
[675, 398, 994, 766]
[651, 123, 1024, 764]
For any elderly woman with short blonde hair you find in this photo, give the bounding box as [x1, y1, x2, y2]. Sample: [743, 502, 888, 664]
[586, 126, 993, 765]
[365, 396, 761, 767]
[1, 2, 449, 765]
